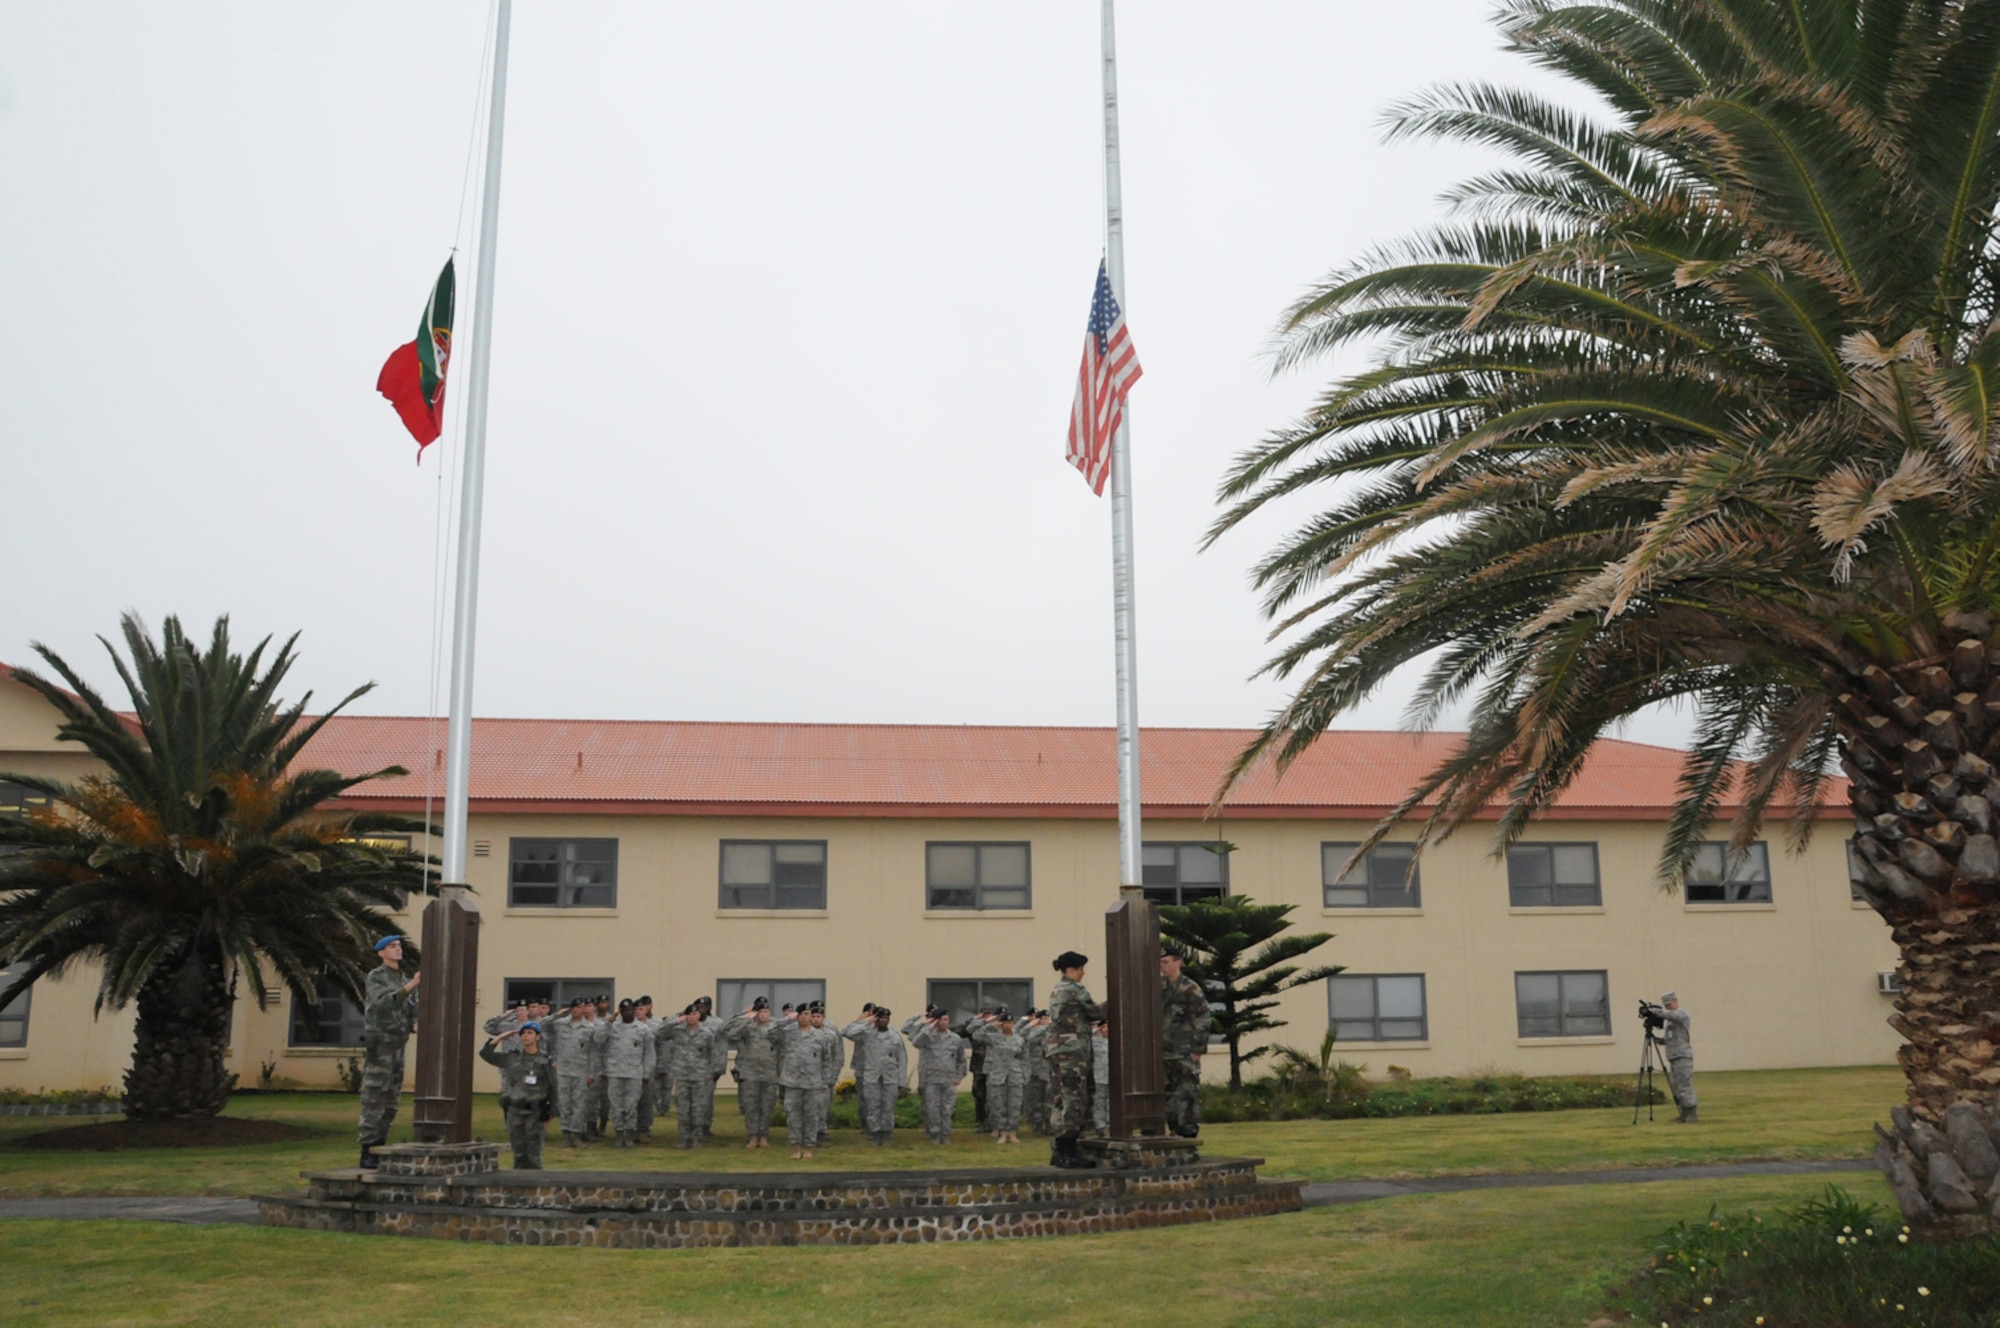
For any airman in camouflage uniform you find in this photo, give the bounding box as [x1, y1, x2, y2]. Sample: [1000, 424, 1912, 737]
[903, 1008, 967, 1144]
[479, 1022, 554, 1168]
[696, 997, 729, 1143]
[1022, 1011, 1052, 1134]
[970, 1010, 1026, 1144]
[657, 1004, 720, 1148]
[548, 999, 605, 1147]
[724, 998, 784, 1148]
[589, 995, 612, 1138]
[357, 935, 420, 1168]
[774, 1002, 840, 1159]
[632, 996, 661, 1141]
[955, 998, 998, 1131]
[1161, 945, 1212, 1138]
[1660, 992, 1697, 1123]
[842, 1007, 909, 1145]
[1045, 951, 1104, 1169]
[809, 1005, 841, 1146]
[483, 1000, 549, 1055]
[603, 999, 656, 1148]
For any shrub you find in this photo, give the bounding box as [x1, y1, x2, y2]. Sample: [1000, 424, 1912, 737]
[0, 1086, 120, 1106]
[334, 1057, 364, 1094]
[1616, 1187, 2000, 1326]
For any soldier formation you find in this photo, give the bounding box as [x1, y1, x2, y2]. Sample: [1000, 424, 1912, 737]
[358, 937, 1212, 1172]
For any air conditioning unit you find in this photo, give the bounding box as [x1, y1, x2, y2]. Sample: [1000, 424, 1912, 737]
[1877, 972, 1902, 995]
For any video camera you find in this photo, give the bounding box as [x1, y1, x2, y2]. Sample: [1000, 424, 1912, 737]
[1637, 999, 1667, 1033]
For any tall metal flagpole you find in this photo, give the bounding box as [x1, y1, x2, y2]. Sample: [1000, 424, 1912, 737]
[1101, 0, 1143, 891]
[1098, 0, 1170, 1147]
[442, 0, 511, 887]
[412, 0, 510, 1147]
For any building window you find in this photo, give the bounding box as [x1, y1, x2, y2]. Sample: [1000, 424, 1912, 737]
[0, 781, 52, 819]
[927, 978, 1034, 1023]
[508, 838, 617, 908]
[1686, 841, 1772, 903]
[1322, 843, 1420, 909]
[925, 842, 1031, 910]
[1328, 974, 1427, 1042]
[1140, 843, 1229, 905]
[0, 963, 31, 1048]
[502, 977, 614, 1011]
[289, 983, 366, 1048]
[1515, 970, 1611, 1038]
[719, 840, 827, 910]
[716, 978, 825, 1018]
[1507, 843, 1602, 907]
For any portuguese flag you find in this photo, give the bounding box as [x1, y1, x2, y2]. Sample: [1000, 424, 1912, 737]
[376, 258, 456, 460]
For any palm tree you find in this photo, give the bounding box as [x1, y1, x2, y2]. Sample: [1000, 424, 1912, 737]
[1209, 1, 2000, 1230]
[0, 614, 431, 1120]
[1160, 895, 1341, 1088]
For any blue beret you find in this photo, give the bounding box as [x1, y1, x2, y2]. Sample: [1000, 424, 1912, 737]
[520, 1021, 542, 1033]
[373, 934, 405, 952]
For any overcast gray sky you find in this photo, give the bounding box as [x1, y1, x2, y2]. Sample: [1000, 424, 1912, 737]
[0, 2, 1693, 748]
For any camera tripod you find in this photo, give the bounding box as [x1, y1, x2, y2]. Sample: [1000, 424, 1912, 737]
[1632, 1026, 1671, 1123]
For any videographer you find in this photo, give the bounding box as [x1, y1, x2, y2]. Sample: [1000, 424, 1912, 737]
[1657, 991, 1695, 1123]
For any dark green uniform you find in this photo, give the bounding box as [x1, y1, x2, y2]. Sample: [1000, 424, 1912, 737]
[1045, 978, 1103, 1140]
[479, 1042, 554, 1168]
[1161, 972, 1211, 1138]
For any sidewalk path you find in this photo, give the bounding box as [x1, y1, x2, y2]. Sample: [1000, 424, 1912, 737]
[0, 1158, 1874, 1226]
[1298, 1157, 1874, 1207]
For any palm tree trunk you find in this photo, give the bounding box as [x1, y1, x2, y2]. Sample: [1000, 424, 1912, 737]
[1841, 613, 2000, 1233]
[123, 944, 233, 1120]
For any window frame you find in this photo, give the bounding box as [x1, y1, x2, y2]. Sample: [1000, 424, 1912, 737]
[926, 978, 1035, 1025]
[1326, 973, 1428, 1043]
[0, 962, 31, 1048]
[501, 977, 616, 1011]
[1139, 841, 1231, 906]
[924, 841, 1033, 911]
[717, 839, 829, 910]
[507, 837, 619, 909]
[1685, 840, 1773, 904]
[715, 978, 826, 1019]
[288, 981, 366, 1049]
[1513, 969, 1612, 1038]
[1321, 842, 1422, 910]
[1505, 843, 1604, 908]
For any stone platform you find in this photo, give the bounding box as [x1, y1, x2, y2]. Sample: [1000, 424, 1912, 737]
[257, 1150, 1303, 1248]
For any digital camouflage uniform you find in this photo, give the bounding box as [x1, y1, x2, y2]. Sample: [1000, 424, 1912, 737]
[1045, 977, 1104, 1140]
[549, 1013, 605, 1140]
[774, 1019, 841, 1150]
[589, 1012, 611, 1137]
[1161, 971, 1212, 1138]
[1022, 1020, 1052, 1134]
[971, 1022, 1026, 1133]
[725, 1014, 784, 1139]
[479, 1041, 554, 1168]
[954, 1006, 995, 1131]
[602, 1017, 656, 1139]
[1662, 1005, 1697, 1120]
[1091, 1030, 1111, 1134]
[904, 1016, 967, 1143]
[698, 1014, 729, 1141]
[843, 1020, 909, 1143]
[816, 1023, 843, 1145]
[637, 1013, 663, 1138]
[357, 964, 418, 1149]
[657, 1019, 719, 1146]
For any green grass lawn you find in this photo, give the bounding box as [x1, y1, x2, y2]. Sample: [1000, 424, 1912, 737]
[0, 1066, 1901, 1198]
[0, 1173, 1903, 1327]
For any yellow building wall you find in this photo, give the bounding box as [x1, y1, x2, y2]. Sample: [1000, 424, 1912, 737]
[0, 671, 1903, 1096]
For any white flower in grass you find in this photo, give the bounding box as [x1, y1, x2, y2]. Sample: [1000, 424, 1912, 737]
[1919, 1286, 1930, 1296]
[1703, 1296, 1713, 1305]
[1898, 1233, 1909, 1244]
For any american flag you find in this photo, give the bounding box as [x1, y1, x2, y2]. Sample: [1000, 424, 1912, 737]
[1066, 260, 1143, 496]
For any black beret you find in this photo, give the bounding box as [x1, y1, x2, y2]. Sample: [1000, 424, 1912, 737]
[1053, 950, 1089, 971]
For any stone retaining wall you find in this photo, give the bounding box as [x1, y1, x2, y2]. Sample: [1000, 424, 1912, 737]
[258, 1157, 1303, 1248]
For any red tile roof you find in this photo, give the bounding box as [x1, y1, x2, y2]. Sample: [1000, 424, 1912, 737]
[293, 714, 1831, 822]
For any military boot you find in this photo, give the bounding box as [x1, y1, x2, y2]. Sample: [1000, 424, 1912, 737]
[1682, 1107, 1698, 1123]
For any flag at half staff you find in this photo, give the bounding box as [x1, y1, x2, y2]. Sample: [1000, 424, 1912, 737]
[376, 258, 456, 461]
[1066, 259, 1142, 496]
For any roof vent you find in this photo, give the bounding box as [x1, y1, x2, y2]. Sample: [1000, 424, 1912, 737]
[1877, 971, 1902, 994]
[473, 840, 491, 858]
